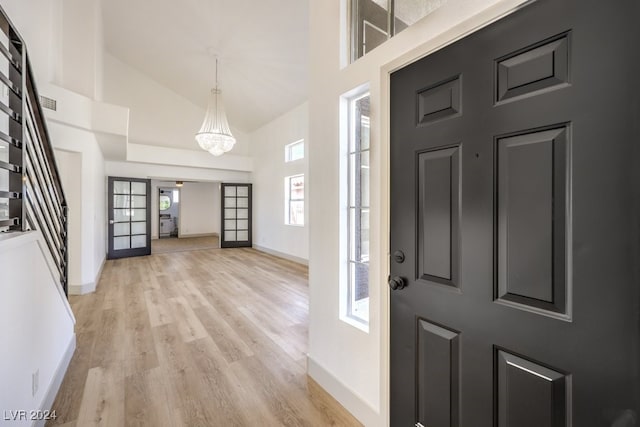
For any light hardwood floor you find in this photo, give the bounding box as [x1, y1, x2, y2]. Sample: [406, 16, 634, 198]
[48, 247, 362, 427]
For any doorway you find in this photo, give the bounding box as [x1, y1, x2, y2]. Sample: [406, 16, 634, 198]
[158, 186, 180, 239]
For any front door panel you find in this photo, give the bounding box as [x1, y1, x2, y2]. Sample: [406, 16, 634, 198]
[390, 1, 639, 425]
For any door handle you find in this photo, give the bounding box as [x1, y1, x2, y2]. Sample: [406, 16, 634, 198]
[388, 276, 407, 291]
[109, 220, 114, 225]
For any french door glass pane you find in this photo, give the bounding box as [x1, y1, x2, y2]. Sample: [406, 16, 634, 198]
[114, 223, 130, 236]
[225, 220, 236, 230]
[237, 231, 249, 241]
[225, 231, 236, 241]
[131, 221, 146, 235]
[131, 182, 147, 195]
[237, 197, 249, 208]
[237, 209, 248, 219]
[237, 186, 248, 197]
[114, 181, 130, 194]
[225, 208, 236, 219]
[114, 236, 130, 250]
[131, 235, 146, 248]
[114, 195, 146, 209]
[225, 197, 237, 208]
[237, 220, 249, 230]
[226, 186, 236, 197]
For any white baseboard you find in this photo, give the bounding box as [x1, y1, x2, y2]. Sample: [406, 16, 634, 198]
[177, 232, 219, 238]
[68, 255, 105, 295]
[307, 356, 382, 427]
[253, 244, 308, 266]
[34, 333, 76, 427]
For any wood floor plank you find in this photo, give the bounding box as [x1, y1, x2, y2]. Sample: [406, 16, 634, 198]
[48, 242, 362, 427]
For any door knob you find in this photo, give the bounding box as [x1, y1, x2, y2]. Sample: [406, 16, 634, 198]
[388, 276, 407, 291]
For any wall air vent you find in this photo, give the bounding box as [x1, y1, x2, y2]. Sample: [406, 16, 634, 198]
[39, 95, 57, 111]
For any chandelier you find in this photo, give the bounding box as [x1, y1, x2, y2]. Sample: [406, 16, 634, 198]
[195, 58, 236, 156]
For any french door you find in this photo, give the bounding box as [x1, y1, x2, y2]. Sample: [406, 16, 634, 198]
[220, 183, 252, 248]
[107, 177, 151, 259]
[390, 0, 639, 425]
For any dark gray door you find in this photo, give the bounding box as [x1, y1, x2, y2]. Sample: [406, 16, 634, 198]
[390, 1, 639, 426]
[221, 183, 252, 248]
[107, 177, 151, 259]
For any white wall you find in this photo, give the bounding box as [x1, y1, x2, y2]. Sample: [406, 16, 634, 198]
[250, 102, 309, 263]
[0, 232, 76, 426]
[307, 0, 530, 425]
[150, 180, 221, 240]
[49, 122, 106, 294]
[60, 0, 103, 99]
[103, 53, 250, 156]
[0, 0, 61, 85]
[180, 182, 220, 238]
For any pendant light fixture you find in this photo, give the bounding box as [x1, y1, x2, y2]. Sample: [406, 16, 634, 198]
[195, 57, 236, 156]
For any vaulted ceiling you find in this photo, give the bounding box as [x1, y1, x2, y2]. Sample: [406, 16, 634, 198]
[103, 0, 309, 134]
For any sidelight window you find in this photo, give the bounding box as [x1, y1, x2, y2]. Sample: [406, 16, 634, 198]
[345, 91, 370, 325]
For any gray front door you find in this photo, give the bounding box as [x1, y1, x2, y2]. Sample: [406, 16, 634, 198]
[390, 1, 639, 425]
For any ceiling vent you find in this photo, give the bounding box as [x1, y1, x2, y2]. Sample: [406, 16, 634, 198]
[39, 95, 57, 111]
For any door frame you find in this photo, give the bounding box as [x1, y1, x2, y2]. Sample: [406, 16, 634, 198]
[107, 176, 152, 259]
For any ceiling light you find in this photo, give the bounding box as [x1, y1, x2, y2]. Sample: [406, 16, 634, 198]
[195, 57, 235, 156]
[175, 181, 184, 187]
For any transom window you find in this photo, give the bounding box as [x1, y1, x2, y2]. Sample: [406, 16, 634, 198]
[350, 0, 448, 62]
[285, 139, 305, 162]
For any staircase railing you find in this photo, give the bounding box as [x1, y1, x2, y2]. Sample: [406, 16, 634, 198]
[0, 6, 69, 295]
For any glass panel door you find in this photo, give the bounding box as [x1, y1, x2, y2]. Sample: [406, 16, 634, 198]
[221, 183, 252, 248]
[107, 177, 151, 259]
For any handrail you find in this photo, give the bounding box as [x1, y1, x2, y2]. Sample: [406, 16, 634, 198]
[0, 6, 69, 295]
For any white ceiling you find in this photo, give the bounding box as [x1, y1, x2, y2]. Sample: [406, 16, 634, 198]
[102, 0, 309, 134]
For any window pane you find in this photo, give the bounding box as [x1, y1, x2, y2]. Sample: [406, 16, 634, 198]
[237, 208, 249, 219]
[131, 222, 146, 235]
[226, 186, 237, 197]
[237, 231, 249, 241]
[225, 197, 237, 208]
[131, 182, 146, 195]
[114, 236, 130, 250]
[290, 175, 304, 200]
[130, 209, 146, 221]
[114, 209, 130, 222]
[225, 220, 236, 230]
[131, 235, 146, 248]
[237, 186, 249, 197]
[289, 201, 304, 225]
[225, 231, 237, 241]
[352, 0, 390, 61]
[237, 197, 248, 208]
[360, 151, 370, 207]
[393, 0, 447, 33]
[113, 181, 130, 194]
[113, 223, 130, 236]
[225, 208, 236, 219]
[237, 220, 249, 230]
[360, 209, 370, 262]
[353, 262, 370, 301]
